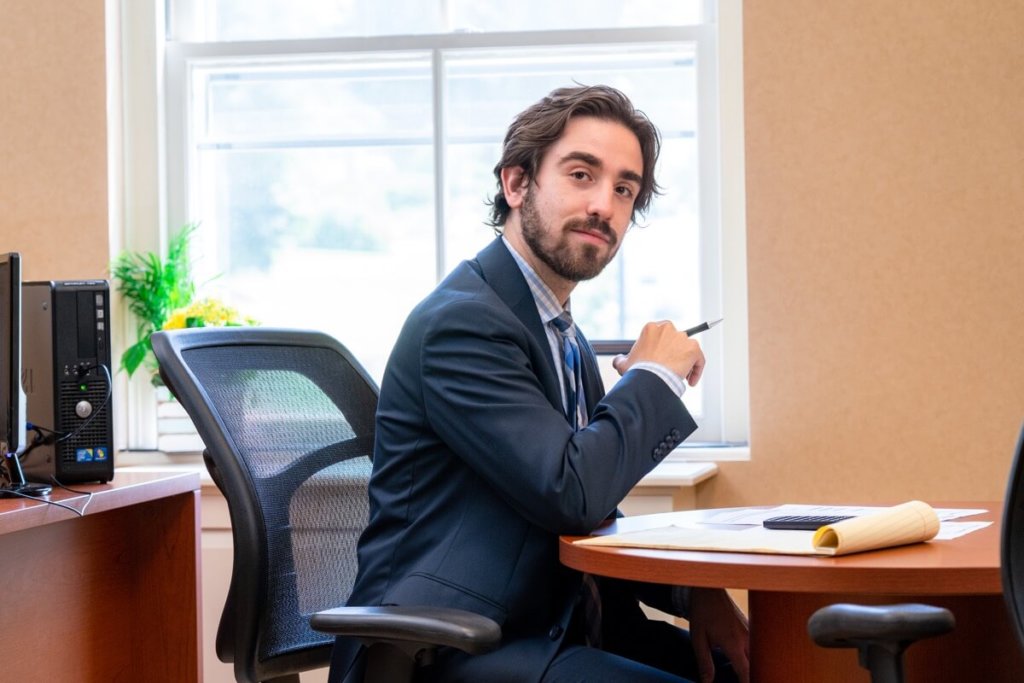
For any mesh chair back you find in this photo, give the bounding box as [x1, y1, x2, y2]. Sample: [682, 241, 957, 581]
[1002, 422, 1024, 654]
[152, 328, 377, 683]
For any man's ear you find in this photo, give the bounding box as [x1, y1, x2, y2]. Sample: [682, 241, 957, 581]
[500, 166, 529, 209]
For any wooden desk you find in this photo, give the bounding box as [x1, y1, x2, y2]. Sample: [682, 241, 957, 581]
[561, 504, 1024, 682]
[0, 470, 202, 682]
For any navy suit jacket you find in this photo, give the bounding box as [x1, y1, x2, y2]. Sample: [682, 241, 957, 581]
[329, 237, 697, 682]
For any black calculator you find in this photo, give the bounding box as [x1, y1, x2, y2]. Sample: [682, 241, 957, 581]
[762, 515, 854, 531]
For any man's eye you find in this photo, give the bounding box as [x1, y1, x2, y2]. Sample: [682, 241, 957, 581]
[571, 171, 590, 181]
[616, 186, 636, 198]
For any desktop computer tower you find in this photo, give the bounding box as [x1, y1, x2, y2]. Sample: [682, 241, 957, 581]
[20, 280, 114, 484]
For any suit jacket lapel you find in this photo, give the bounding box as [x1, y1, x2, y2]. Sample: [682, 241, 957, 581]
[472, 238, 564, 411]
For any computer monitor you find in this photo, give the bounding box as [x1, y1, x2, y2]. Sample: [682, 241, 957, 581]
[0, 252, 50, 497]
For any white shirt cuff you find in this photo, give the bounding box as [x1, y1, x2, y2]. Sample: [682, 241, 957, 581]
[629, 362, 687, 397]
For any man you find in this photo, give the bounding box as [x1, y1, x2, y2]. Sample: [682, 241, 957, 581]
[329, 85, 749, 683]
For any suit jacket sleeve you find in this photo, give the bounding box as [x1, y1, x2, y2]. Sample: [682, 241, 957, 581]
[418, 292, 696, 536]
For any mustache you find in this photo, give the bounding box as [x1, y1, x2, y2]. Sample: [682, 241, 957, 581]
[564, 216, 617, 247]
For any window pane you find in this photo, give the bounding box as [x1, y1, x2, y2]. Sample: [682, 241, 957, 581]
[446, 1, 702, 33]
[191, 0, 445, 41]
[169, 5, 728, 433]
[188, 55, 436, 378]
[181, 0, 702, 41]
[195, 55, 433, 142]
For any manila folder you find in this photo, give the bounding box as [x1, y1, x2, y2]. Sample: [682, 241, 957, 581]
[575, 500, 940, 556]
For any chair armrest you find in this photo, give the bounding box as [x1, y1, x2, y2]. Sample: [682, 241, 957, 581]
[310, 605, 501, 655]
[808, 603, 955, 647]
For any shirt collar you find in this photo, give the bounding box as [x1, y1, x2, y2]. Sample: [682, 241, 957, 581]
[501, 236, 569, 325]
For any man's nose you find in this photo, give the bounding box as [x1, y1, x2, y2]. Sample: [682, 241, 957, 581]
[587, 185, 615, 221]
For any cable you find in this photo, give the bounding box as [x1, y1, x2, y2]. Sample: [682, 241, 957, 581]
[0, 483, 87, 516]
[0, 452, 96, 517]
[19, 363, 113, 459]
[49, 477, 95, 516]
[56, 363, 113, 444]
[3, 364, 111, 515]
[17, 424, 53, 461]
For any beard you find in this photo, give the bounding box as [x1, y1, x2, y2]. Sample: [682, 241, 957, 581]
[519, 188, 620, 282]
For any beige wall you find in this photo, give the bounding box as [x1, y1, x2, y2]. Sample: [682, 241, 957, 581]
[0, 0, 110, 280]
[701, 0, 1024, 507]
[5, 1, 1022, 505]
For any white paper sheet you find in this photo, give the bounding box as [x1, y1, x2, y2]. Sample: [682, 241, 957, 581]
[703, 504, 988, 525]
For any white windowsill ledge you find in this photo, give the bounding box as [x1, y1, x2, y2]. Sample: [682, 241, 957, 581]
[636, 459, 718, 488]
[669, 444, 750, 463]
[633, 445, 748, 488]
[117, 444, 748, 491]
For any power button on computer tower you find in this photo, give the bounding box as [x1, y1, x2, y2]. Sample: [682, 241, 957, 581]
[75, 400, 93, 419]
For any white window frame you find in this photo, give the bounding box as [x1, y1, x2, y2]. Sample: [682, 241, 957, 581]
[113, 0, 748, 460]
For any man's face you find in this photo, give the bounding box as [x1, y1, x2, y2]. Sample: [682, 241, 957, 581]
[519, 182, 618, 282]
[507, 116, 643, 288]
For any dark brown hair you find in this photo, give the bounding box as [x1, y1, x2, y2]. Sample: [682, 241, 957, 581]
[486, 84, 662, 230]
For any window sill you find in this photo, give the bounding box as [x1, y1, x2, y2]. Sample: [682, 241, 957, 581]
[633, 445, 748, 488]
[636, 459, 719, 488]
[116, 452, 216, 490]
[669, 443, 750, 463]
[117, 443, 748, 493]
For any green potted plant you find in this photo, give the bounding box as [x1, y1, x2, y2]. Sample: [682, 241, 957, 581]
[112, 224, 198, 384]
[113, 224, 258, 386]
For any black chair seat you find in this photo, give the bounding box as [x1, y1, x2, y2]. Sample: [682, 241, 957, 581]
[808, 602, 955, 683]
[808, 603, 954, 647]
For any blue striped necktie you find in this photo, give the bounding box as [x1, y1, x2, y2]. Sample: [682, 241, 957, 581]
[551, 311, 586, 429]
[552, 311, 601, 647]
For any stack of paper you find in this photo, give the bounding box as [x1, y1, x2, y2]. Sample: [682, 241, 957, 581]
[576, 501, 951, 556]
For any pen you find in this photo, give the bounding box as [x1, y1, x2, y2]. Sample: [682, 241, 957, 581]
[683, 318, 724, 337]
[590, 319, 724, 356]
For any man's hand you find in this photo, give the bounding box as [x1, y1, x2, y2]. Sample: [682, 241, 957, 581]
[688, 587, 750, 683]
[611, 321, 706, 386]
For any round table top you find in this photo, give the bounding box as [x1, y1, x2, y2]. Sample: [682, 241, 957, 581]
[559, 502, 1003, 595]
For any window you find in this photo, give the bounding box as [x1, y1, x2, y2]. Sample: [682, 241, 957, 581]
[122, 0, 747, 452]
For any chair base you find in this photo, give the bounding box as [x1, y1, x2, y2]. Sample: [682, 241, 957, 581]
[859, 643, 904, 683]
[365, 642, 418, 683]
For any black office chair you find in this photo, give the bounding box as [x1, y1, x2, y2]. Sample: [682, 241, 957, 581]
[1001, 421, 1024, 652]
[807, 602, 954, 683]
[152, 327, 500, 683]
[810, 422, 1024, 682]
[810, 423, 1024, 682]
[811, 421, 1024, 679]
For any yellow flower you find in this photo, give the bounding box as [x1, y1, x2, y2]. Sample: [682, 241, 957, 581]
[162, 297, 256, 330]
[163, 309, 190, 330]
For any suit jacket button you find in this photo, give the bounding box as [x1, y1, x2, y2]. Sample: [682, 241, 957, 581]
[652, 447, 663, 460]
[671, 429, 681, 440]
[548, 625, 563, 640]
